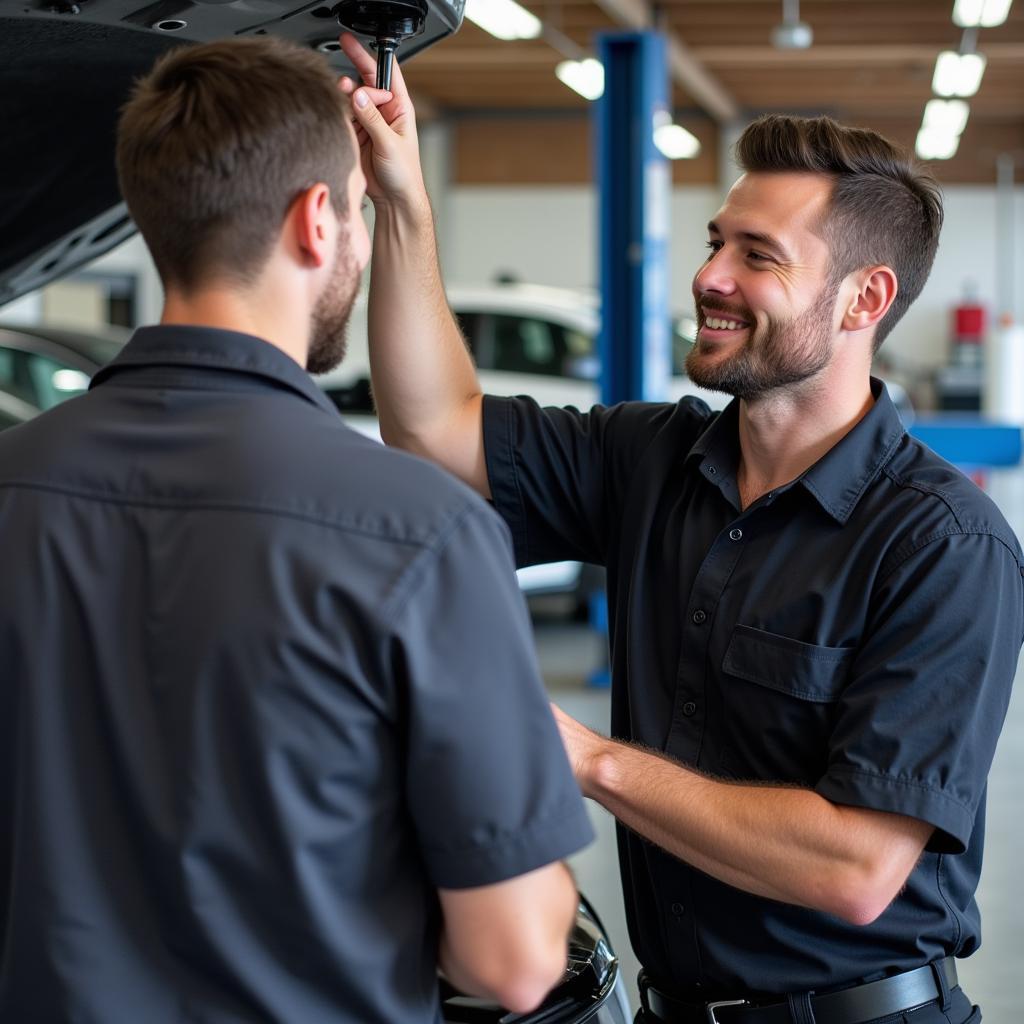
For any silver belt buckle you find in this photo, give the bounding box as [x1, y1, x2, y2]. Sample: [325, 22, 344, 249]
[705, 999, 748, 1023]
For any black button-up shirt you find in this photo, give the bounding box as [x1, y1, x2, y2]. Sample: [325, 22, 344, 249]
[482, 381, 1024, 997]
[0, 325, 592, 1024]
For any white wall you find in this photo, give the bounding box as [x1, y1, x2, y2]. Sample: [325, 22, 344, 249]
[89, 233, 164, 326]
[7, 175, 1020, 381]
[444, 183, 1024, 373]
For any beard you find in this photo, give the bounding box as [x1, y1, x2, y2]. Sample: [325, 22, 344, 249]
[686, 283, 838, 401]
[306, 230, 361, 376]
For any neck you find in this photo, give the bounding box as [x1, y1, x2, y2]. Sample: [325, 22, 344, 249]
[736, 366, 874, 509]
[160, 283, 310, 370]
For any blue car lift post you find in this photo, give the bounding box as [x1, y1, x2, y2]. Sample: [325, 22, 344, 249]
[588, 30, 671, 688]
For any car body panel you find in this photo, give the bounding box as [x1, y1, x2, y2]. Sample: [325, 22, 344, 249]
[0, 0, 464, 305]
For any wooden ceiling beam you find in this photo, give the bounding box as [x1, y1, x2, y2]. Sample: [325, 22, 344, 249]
[590, 0, 740, 121]
[693, 43, 1024, 67]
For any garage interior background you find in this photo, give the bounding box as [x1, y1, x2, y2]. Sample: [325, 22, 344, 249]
[2, 0, 1024, 1018]
[6, 1, 1024, 404]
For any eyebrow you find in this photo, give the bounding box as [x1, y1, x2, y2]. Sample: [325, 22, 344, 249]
[707, 221, 792, 261]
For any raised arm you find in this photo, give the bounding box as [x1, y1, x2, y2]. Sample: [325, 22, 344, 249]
[338, 33, 489, 496]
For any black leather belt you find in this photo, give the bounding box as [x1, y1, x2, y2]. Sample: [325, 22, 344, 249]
[641, 957, 959, 1024]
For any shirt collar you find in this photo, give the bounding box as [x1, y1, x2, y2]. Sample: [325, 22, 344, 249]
[91, 324, 339, 418]
[685, 378, 906, 523]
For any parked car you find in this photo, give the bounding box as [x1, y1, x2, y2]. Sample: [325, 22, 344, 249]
[317, 281, 729, 418]
[0, 323, 128, 414]
[0, 389, 37, 431]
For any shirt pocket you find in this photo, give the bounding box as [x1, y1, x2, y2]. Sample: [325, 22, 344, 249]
[719, 624, 854, 782]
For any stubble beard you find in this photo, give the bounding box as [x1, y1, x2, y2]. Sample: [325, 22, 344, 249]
[686, 283, 839, 402]
[306, 228, 360, 376]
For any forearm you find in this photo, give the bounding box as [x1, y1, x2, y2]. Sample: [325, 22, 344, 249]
[437, 862, 578, 1013]
[368, 201, 486, 486]
[582, 738, 928, 924]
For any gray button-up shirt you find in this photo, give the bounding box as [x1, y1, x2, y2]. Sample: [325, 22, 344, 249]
[0, 325, 592, 1023]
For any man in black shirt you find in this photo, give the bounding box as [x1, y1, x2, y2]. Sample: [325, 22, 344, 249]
[0, 38, 594, 1023]
[345, 33, 1024, 1024]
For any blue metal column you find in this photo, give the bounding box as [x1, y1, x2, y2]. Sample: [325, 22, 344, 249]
[589, 32, 671, 687]
[596, 31, 672, 406]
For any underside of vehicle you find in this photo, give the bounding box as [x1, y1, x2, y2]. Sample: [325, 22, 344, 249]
[0, 0, 463, 303]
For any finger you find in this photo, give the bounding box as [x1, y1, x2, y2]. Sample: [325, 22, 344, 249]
[359, 86, 393, 106]
[339, 29, 413, 112]
[339, 32, 378, 87]
[340, 73, 392, 105]
[350, 89, 399, 155]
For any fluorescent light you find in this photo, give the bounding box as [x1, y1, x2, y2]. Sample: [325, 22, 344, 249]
[932, 51, 986, 96]
[654, 122, 701, 159]
[923, 98, 970, 135]
[953, 0, 1013, 27]
[465, 0, 541, 40]
[555, 58, 604, 101]
[916, 127, 961, 160]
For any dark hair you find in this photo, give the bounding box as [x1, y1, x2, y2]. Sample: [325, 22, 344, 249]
[735, 114, 943, 350]
[117, 36, 356, 292]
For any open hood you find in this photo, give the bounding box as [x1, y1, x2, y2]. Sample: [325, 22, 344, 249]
[0, 0, 463, 306]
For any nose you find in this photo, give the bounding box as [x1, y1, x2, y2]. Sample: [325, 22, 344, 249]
[693, 247, 738, 298]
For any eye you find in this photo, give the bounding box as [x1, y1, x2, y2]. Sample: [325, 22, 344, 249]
[747, 250, 770, 262]
[704, 240, 723, 258]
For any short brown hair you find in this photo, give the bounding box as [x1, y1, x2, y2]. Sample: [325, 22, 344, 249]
[736, 115, 943, 350]
[117, 36, 355, 292]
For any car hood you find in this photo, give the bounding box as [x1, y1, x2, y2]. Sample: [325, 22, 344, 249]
[0, 0, 463, 307]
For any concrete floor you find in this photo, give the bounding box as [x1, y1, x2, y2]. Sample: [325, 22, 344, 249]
[534, 467, 1024, 1022]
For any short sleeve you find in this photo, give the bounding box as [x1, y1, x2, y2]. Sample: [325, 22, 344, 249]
[482, 394, 701, 568]
[390, 501, 594, 889]
[817, 531, 1024, 853]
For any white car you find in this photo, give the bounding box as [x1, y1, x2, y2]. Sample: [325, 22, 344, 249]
[318, 281, 728, 422]
[316, 281, 730, 610]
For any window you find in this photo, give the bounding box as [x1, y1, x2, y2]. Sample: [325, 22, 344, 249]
[490, 315, 566, 377]
[0, 348, 89, 411]
[454, 312, 481, 357]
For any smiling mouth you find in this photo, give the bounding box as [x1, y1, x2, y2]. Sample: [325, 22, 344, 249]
[701, 315, 750, 332]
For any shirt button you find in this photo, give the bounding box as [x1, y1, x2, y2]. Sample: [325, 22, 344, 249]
[692, 609, 707, 625]
[670, 902, 685, 916]
[729, 528, 743, 541]
[707, 466, 718, 476]
[682, 701, 697, 717]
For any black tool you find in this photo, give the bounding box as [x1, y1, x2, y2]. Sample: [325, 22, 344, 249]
[334, 0, 428, 90]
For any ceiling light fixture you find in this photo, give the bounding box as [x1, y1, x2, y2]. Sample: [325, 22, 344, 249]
[555, 57, 604, 100]
[652, 112, 701, 159]
[916, 127, 961, 160]
[771, 0, 813, 50]
[464, 0, 541, 40]
[923, 97, 971, 135]
[916, 99, 970, 160]
[952, 0, 1013, 27]
[932, 50, 987, 96]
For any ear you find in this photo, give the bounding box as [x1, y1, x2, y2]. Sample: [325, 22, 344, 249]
[290, 183, 335, 269]
[840, 265, 898, 334]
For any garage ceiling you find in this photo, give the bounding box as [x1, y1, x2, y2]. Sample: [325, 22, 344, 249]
[400, 0, 1024, 184]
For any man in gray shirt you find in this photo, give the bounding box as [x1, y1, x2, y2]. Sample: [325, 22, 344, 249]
[0, 36, 592, 1024]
